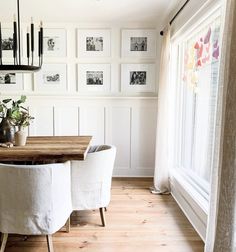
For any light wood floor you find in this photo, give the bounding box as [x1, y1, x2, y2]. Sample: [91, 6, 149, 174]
[3, 178, 204, 252]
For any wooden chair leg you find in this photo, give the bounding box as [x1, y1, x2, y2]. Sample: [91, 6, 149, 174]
[46, 235, 54, 252]
[66, 217, 70, 233]
[0, 233, 8, 252]
[99, 207, 106, 227]
[104, 207, 107, 212]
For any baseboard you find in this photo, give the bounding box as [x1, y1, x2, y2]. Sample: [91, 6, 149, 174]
[113, 167, 154, 177]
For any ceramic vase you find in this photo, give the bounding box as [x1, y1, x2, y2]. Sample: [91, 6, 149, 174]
[14, 128, 27, 146]
[0, 117, 15, 143]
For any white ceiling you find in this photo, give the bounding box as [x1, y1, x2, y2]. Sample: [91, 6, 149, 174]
[0, 0, 180, 25]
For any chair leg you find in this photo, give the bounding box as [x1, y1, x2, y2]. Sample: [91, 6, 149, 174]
[46, 235, 54, 252]
[0, 233, 8, 252]
[66, 217, 70, 233]
[99, 207, 106, 227]
[104, 207, 107, 212]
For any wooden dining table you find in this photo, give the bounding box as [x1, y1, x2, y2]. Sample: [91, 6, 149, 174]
[0, 136, 92, 162]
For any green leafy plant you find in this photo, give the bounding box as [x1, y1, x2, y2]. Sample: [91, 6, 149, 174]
[0, 95, 34, 130]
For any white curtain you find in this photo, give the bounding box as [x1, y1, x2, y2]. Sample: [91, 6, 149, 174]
[152, 25, 171, 194]
[205, 0, 236, 251]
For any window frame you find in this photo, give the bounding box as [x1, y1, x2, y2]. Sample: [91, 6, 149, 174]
[170, 5, 222, 202]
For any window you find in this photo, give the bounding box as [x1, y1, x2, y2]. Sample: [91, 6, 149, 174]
[173, 9, 221, 193]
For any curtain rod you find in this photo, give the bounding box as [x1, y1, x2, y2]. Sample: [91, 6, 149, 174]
[160, 0, 190, 36]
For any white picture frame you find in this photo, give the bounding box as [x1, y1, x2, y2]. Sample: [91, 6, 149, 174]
[43, 29, 67, 57]
[23, 28, 67, 58]
[77, 64, 111, 92]
[34, 63, 67, 92]
[77, 29, 111, 57]
[0, 73, 23, 91]
[121, 64, 156, 92]
[121, 29, 157, 58]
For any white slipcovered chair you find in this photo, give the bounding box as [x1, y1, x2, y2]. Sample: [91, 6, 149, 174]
[71, 145, 116, 227]
[0, 161, 72, 252]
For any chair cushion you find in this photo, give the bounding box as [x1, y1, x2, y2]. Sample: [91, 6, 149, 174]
[88, 145, 111, 153]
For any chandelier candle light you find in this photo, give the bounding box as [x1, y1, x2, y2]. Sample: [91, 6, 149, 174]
[0, 0, 43, 73]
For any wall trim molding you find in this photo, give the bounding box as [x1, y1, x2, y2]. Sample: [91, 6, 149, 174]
[15, 97, 158, 177]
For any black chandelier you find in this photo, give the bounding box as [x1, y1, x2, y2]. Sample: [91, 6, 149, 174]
[0, 0, 43, 73]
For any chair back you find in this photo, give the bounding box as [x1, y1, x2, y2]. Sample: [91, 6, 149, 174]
[0, 161, 72, 235]
[71, 145, 116, 210]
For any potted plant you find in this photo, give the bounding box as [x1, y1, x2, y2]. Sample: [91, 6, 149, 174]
[0, 95, 34, 145]
[9, 96, 34, 146]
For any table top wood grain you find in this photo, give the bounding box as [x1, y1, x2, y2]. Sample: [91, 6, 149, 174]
[0, 136, 92, 162]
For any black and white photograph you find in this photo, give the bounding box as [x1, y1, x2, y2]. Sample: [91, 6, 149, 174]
[40, 29, 67, 57]
[0, 72, 23, 90]
[1, 29, 15, 58]
[44, 36, 59, 51]
[122, 29, 156, 58]
[130, 71, 146, 85]
[43, 72, 60, 84]
[35, 64, 67, 92]
[86, 71, 103, 85]
[130, 37, 147, 51]
[78, 64, 111, 92]
[121, 64, 156, 92]
[2, 36, 13, 51]
[86, 37, 103, 51]
[0, 73, 16, 84]
[77, 29, 111, 57]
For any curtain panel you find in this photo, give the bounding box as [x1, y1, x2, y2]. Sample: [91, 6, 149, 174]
[205, 0, 236, 251]
[152, 25, 171, 194]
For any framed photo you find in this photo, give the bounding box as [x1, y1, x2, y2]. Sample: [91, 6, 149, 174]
[34, 64, 67, 92]
[121, 64, 156, 92]
[43, 29, 67, 57]
[0, 73, 23, 91]
[77, 64, 111, 92]
[121, 29, 157, 58]
[77, 29, 111, 57]
[1, 29, 15, 59]
[23, 29, 67, 58]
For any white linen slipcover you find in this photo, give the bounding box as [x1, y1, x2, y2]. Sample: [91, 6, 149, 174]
[71, 145, 116, 210]
[0, 161, 72, 235]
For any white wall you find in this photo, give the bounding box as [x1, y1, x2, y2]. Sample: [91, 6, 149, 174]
[25, 96, 157, 177]
[0, 22, 159, 176]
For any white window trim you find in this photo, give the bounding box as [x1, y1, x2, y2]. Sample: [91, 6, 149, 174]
[169, 2, 223, 241]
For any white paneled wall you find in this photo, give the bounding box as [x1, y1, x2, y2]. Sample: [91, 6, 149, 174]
[54, 107, 79, 136]
[0, 22, 160, 176]
[106, 106, 131, 172]
[131, 107, 157, 172]
[80, 106, 105, 145]
[29, 106, 54, 136]
[25, 96, 157, 177]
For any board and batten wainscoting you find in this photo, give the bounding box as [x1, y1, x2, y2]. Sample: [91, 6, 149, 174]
[20, 96, 157, 177]
[0, 22, 160, 177]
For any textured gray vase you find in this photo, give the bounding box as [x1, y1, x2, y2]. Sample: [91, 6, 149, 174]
[0, 117, 15, 143]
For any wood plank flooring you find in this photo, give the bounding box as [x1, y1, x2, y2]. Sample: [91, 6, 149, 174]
[3, 178, 204, 252]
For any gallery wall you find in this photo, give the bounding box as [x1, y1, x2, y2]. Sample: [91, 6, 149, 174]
[0, 22, 159, 176]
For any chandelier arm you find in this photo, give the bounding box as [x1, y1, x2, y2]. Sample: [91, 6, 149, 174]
[40, 55, 43, 67]
[17, 0, 21, 65]
[0, 0, 43, 73]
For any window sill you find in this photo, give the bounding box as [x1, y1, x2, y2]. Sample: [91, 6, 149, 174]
[170, 169, 209, 241]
